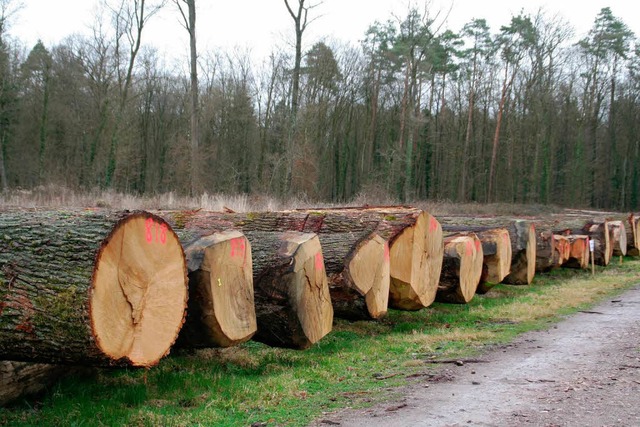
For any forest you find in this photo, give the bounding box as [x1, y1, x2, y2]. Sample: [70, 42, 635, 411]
[0, 0, 638, 210]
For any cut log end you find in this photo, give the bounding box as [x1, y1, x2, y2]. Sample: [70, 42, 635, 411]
[437, 234, 483, 304]
[90, 213, 188, 367]
[609, 221, 628, 257]
[500, 221, 536, 286]
[389, 212, 443, 310]
[345, 234, 390, 319]
[564, 235, 590, 269]
[252, 232, 333, 349]
[179, 231, 256, 348]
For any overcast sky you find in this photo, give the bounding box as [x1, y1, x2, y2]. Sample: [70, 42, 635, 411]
[8, 0, 640, 65]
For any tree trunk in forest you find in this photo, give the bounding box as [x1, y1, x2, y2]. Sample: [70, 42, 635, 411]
[563, 235, 590, 269]
[0, 210, 188, 367]
[436, 217, 535, 286]
[176, 231, 256, 348]
[436, 234, 483, 304]
[248, 231, 333, 349]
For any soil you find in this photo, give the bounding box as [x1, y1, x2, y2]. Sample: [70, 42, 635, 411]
[310, 284, 640, 427]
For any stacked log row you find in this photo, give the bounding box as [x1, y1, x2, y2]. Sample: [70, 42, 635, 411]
[576, 221, 611, 266]
[563, 235, 590, 269]
[535, 227, 556, 273]
[248, 231, 333, 350]
[627, 214, 639, 257]
[437, 217, 535, 286]
[0, 210, 188, 367]
[436, 234, 483, 304]
[439, 226, 512, 294]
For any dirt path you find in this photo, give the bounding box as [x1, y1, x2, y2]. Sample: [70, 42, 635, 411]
[311, 284, 640, 427]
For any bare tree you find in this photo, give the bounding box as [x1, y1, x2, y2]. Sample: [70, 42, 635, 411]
[104, 0, 166, 187]
[175, 0, 199, 196]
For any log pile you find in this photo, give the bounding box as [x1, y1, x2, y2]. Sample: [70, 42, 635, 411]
[2, 204, 640, 405]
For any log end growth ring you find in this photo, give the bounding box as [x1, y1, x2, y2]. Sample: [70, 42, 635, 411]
[354, 235, 390, 319]
[90, 212, 188, 367]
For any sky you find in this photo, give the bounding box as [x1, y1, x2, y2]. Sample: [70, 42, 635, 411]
[7, 0, 640, 66]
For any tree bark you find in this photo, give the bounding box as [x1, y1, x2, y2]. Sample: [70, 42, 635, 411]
[0, 210, 188, 367]
[436, 234, 483, 304]
[248, 231, 333, 349]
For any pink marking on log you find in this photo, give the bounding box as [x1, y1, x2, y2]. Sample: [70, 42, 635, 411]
[429, 217, 438, 232]
[230, 237, 246, 259]
[315, 252, 324, 271]
[475, 239, 481, 252]
[384, 242, 390, 262]
[466, 240, 474, 256]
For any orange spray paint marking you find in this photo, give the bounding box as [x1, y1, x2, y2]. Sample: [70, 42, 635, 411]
[429, 217, 438, 232]
[384, 242, 390, 262]
[145, 218, 167, 244]
[475, 239, 481, 252]
[315, 252, 324, 271]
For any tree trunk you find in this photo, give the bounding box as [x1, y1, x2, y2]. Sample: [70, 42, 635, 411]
[177, 231, 256, 348]
[564, 221, 611, 266]
[0, 210, 188, 367]
[629, 214, 640, 257]
[551, 235, 571, 269]
[436, 217, 535, 286]
[475, 228, 512, 294]
[563, 235, 590, 269]
[436, 234, 483, 304]
[248, 231, 333, 349]
[535, 228, 557, 272]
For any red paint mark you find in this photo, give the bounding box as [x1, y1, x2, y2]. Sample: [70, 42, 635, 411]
[145, 218, 167, 245]
[503, 233, 509, 245]
[315, 252, 324, 271]
[531, 224, 536, 232]
[16, 321, 34, 334]
[230, 237, 246, 259]
[429, 217, 438, 232]
[0, 301, 4, 316]
[475, 239, 481, 252]
[465, 240, 474, 256]
[384, 242, 390, 262]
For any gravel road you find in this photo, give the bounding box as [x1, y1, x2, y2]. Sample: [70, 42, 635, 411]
[311, 284, 640, 427]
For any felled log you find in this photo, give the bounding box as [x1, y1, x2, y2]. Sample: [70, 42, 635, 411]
[177, 231, 256, 348]
[437, 217, 535, 286]
[565, 221, 611, 266]
[158, 209, 393, 318]
[535, 228, 557, 272]
[436, 234, 483, 304]
[0, 210, 188, 367]
[608, 220, 627, 257]
[317, 232, 389, 320]
[248, 231, 333, 349]
[0, 361, 78, 406]
[563, 235, 590, 269]
[552, 235, 571, 268]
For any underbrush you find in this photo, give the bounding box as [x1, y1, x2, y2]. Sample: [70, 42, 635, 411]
[1, 259, 638, 427]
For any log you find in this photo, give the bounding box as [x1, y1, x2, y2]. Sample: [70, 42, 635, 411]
[568, 221, 611, 266]
[0, 210, 188, 367]
[535, 228, 557, 272]
[316, 232, 390, 320]
[440, 227, 512, 294]
[177, 231, 256, 348]
[436, 234, 483, 304]
[552, 235, 571, 268]
[160, 207, 443, 312]
[0, 361, 81, 406]
[248, 231, 333, 349]
[563, 235, 590, 269]
[436, 217, 535, 286]
[609, 220, 627, 257]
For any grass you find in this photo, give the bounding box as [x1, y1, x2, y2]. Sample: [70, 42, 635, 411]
[1, 259, 639, 426]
